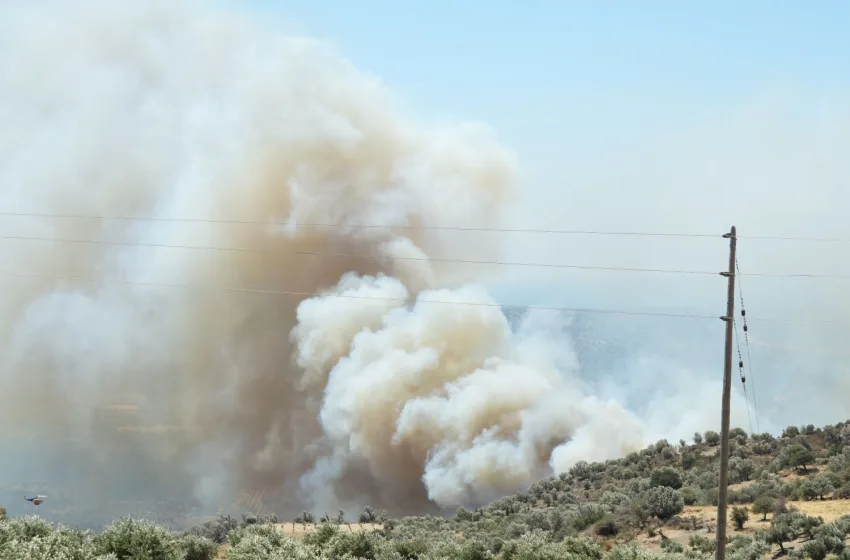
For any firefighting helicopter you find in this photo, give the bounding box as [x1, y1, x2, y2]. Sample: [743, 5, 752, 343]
[24, 495, 47, 508]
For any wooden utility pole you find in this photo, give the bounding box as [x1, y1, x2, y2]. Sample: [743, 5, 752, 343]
[716, 226, 737, 560]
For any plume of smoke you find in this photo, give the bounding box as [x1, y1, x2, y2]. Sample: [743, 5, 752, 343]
[10, 0, 835, 525]
[0, 0, 648, 522]
[292, 275, 645, 509]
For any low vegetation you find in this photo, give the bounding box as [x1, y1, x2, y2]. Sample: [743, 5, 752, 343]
[3, 420, 850, 559]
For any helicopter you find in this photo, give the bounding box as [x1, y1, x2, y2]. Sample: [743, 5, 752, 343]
[24, 495, 47, 508]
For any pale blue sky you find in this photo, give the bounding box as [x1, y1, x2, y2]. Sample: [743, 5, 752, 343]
[230, 1, 850, 242]
[227, 0, 850, 291]
[238, 1, 849, 162]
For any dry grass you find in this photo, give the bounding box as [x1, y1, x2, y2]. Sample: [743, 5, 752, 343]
[636, 499, 850, 554]
[274, 522, 384, 538]
[682, 499, 850, 525]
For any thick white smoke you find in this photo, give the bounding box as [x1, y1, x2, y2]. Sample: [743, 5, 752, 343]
[292, 275, 644, 508]
[0, 0, 649, 520]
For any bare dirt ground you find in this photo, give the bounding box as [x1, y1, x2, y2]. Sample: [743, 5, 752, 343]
[638, 499, 850, 554]
[273, 522, 384, 537]
[683, 499, 850, 525]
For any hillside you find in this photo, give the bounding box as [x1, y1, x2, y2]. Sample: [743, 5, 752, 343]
[3, 420, 850, 559]
[385, 422, 850, 544]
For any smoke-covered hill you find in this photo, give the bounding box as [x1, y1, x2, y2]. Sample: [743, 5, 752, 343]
[183, 417, 850, 559]
[2, 0, 849, 538]
[3, 418, 850, 560]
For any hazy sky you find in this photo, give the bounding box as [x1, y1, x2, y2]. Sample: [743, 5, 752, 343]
[236, 1, 849, 175]
[219, 1, 850, 431]
[224, 1, 850, 302]
[225, 1, 850, 236]
[1, 1, 848, 519]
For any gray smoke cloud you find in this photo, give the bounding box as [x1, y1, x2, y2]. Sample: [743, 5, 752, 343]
[0, 0, 847, 526]
[292, 276, 645, 509]
[0, 0, 647, 523]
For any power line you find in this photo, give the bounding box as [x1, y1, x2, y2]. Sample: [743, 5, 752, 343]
[2, 269, 847, 324]
[739, 271, 850, 279]
[0, 233, 724, 275]
[733, 318, 754, 434]
[746, 315, 848, 324]
[735, 259, 760, 433]
[0, 210, 725, 236]
[1, 232, 849, 278]
[0, 270, 723, 320]
[739, 234, 850, 243]
[747, 338, 850, 357]
[2, 210, 849, 242]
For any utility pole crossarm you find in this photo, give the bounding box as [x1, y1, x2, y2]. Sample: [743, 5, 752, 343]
[716, 226, 737, 560]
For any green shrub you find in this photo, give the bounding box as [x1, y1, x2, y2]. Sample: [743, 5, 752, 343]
[689, 534, 716, 554]
[800, 538, 829, 560]
[93, 517, 180, 560]
[0, 518, 94, 560]
[457, 538, 491, 560]
[751, 495, 774, 520]
[560, 535, 603, 560]
[227, 524, 284, 548]
[788, 445, 816, 472]
[572, 504, 608, 530]
[644, 486, 684, 520]
[605, 542, 661, 560]
[301, 522, 339, 547]
[393, 536, 430, 559]
[225, 533, 281, 560]
[185, 514, 238, 544]
[649, 467, 682, 490]
[0, 515, 54, 545]
[178, 534, 218, 560]
[679, 486, 702, 506]
[732, 506, 750, 530]
[728, 537, 769, 560]
[326, 530, 382, 560]
[660, 539, 684, 553]
[593, 515, 620, 537]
